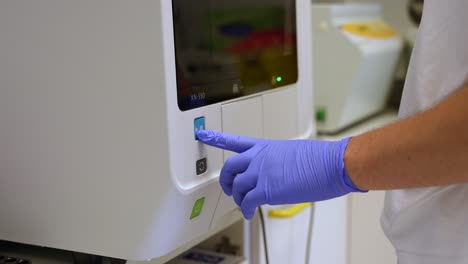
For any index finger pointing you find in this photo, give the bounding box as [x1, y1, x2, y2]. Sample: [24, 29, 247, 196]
[197, 130, 259, 153]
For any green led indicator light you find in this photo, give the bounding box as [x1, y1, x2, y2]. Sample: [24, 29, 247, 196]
[316, 108, 326, 122]
[190, 197, 205, 220]
[276, 76, 283, 82]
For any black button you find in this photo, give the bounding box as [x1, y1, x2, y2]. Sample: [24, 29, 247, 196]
[196, 158, 207, 175]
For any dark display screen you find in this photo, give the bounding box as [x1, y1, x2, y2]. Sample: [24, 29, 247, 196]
[173, 0, 298, 111]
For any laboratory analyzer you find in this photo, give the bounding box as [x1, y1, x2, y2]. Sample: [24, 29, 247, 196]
[0, 0, 314, 262]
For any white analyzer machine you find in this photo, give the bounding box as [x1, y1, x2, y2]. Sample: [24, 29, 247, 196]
[312, 4, 402, 133]
[0, 0, 314, 262]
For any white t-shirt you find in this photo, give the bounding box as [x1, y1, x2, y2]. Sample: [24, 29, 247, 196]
[381, 1, 468, 263]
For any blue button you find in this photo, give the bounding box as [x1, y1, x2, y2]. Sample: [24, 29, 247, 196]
[194, 117, 205, 140]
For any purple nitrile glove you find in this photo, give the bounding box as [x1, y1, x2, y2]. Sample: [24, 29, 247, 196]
[197, 130, 366, 219]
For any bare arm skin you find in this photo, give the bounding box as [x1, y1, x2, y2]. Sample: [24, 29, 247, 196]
[345, 83, 468, 190]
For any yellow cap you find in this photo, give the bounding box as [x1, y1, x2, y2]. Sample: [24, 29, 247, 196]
[342, 21, 396, 39]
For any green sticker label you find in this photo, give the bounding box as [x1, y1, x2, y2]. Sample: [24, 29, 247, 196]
[190, 197, 205, 220]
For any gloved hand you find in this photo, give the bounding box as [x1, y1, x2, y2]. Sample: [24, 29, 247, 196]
[197, 130, 366, 219]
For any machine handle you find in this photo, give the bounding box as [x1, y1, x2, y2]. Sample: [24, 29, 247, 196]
[267, 203, 313, 219]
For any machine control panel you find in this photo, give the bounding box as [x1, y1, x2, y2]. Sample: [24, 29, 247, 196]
[173, 0, 299, 111]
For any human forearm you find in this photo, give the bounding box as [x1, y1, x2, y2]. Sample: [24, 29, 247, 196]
[345, 84, 468, 190]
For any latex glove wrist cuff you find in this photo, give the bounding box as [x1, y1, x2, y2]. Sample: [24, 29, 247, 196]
[340, 137, 368, 193]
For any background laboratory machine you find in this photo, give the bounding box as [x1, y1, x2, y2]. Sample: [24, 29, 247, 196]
[312, 4, 402, 133]
[0, 0, 314, 263]
[345, 0, 424, 108]
[345, 0, 424, 46]
[314, 0, 424, 108]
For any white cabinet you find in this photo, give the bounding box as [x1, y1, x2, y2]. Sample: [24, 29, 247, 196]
[349, 191, 397, 264]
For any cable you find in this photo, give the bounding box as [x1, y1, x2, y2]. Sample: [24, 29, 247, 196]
[258, 206, 270, 264]
[304, 203, 316, 264]
[258, 204, 315, 264]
